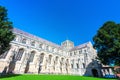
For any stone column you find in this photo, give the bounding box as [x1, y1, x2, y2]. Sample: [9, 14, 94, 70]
[101, 69, 105, 76]
[55, 58, 61, 74]
[105, 69, 109, 75]
[66, 59, 71, 74]
[62, 61, 66, 74]
[109, 68, 114, 75]
[34, 54, 41, 74]
[50, 56, 54, 74]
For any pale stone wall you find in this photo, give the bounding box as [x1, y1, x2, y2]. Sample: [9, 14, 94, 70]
[0, 28, 101, 77]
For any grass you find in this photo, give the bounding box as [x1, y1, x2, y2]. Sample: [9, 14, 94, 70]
[0, 74, 117, 80]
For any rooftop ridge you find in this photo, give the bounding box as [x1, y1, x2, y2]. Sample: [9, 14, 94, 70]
[13, 28, 91, 51]
[13, 28, 61, 48]
[70, 42, 90, 51]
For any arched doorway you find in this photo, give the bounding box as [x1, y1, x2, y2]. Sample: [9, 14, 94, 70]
[92, 69, 98, 77]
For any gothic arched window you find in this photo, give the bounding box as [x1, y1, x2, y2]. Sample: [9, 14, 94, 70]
[29, 51, 35, 62]
[15, 48, 24, 61]
[40, 53, 44, 64]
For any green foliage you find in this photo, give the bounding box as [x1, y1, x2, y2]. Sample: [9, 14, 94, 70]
[93, 21, 120, 66]
[0, 6, 15, 55]
[0, 74, 116, 80]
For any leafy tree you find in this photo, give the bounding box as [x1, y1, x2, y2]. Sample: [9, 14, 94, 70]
[93, 21, 120, 66]
[0, 6, 15, 55]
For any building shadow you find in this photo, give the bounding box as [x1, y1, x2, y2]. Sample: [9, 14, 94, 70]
[24, 61, 30, 73]
[83, 59, 103, 77]
[0, 53, 21, 79]
[0, 74, 21, 79]
[7, 61, 16, 74]
[0, 66, 21, 79]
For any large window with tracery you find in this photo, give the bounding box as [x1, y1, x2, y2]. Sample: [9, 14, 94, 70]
[14, 48, 24, 61]
[39, 53, 44, 64]
[29, 51, 35, 62]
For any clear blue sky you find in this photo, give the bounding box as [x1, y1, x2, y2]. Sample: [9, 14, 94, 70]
[0, 0, 120, 46]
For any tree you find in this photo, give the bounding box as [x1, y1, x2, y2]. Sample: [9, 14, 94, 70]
[93, 21, 120, 66]
[0, 6, 15, 55]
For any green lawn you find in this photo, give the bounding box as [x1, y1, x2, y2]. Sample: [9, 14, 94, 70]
[0, 74, 117, 80]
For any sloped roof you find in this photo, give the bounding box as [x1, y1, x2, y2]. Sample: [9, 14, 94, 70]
[13, 28, 91, 51]
[70, 42, 90, 51]
[13, 28, 62, 48]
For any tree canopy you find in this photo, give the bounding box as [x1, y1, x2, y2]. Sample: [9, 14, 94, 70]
[93, 21, 120, 66]
[0, 6, 15, 55]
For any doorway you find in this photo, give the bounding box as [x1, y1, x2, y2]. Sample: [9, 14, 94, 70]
[92, 69, 98, 77]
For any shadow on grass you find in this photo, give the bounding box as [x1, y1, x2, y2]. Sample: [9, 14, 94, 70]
[96, 77, 117, 80]
[82, 76, 117, 80]
[0, 74, 21, 79]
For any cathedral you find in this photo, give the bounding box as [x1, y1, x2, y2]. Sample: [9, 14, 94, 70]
[0, 28, 103, 77]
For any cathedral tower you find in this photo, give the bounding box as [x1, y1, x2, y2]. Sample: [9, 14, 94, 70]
[61, 40, 74, 50]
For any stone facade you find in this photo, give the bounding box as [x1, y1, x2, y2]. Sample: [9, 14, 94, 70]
[0, 28, 102, 77]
